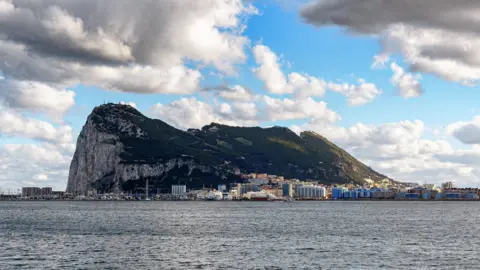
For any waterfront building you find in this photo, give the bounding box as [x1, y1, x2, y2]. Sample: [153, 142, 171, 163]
[331, 187, 347, 200]
[240, 183, 260, 194]
[229, 183, 241, 193]
[295, 185, 326, 199]
[171, 185, 187, 195]
[442, 182, 455, 189]
[282, 183, 293, 197]
[22, 187, 41, 198]
[405, 193, 420, 199]
[41, 187, 53, 198]
[263, 188, 283, 198]
[445, 193, 461, 200]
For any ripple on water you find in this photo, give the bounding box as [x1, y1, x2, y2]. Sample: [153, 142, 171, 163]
[1, 201, 480, 269]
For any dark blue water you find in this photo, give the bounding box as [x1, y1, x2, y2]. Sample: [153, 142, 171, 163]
[1, 201, 479, 269]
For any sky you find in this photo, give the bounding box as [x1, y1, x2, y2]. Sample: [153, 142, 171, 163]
[2, 0, 480, 191]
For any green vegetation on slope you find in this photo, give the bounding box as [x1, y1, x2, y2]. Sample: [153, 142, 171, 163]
[267, 137, 307, 154]
[88, 104, 391, 191]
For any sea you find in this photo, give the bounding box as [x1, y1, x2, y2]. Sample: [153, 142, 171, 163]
[1, 201, 479, 270]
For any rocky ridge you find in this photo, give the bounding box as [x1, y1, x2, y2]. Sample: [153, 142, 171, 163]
[67, 103, 391, 195]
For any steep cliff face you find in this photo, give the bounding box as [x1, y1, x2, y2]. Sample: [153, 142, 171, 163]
[67, 103, 391, 195]
[66, 119, 124, 194]
[67, 104, 241, 195]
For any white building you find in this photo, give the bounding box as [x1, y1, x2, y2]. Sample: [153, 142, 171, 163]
[295, 185, 326, 198]
[171, 185, 187, 195]
[442, 182, 455, 189]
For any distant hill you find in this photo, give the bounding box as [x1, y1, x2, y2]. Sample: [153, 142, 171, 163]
[67, 103, 391, 195]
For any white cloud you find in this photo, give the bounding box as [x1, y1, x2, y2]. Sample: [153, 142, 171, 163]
[0, 80, 75, 117]
[119, 101, 137, 108]
[252, 45, 328, 97]
[216, 85, 255, 102]
[446, 116, 480, 144]
[327, 79, 382, 106]
[252, 44, 380, 105]
[300, 0, 480, 85]
[148, 97, 258, 130]
[435, 148, 480, 166]
[0, 41, 202, 94]
[149, 95, 340, 130]
[262, 96, 340, 123]
[252, 45, 292, 94]
[33, 174, 49, 181]
[0, 0, 257, 95]
[371, 53, 390, 69]
[390, 62, 423, 98]
[0, 108, 73, 143]
[0, 143, 75, 191]
[289, 72, 327, 99]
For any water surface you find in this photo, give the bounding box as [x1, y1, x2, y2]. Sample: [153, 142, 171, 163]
[1, 201, 479, 269]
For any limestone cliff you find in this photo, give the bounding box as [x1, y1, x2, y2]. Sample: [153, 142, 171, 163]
[66, 104, 240, 195]
[67, 103, 392, 195]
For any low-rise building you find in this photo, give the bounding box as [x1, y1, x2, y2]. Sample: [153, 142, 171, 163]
[295, 185, 326, 199]
[171, 185, 187, 195]
[263, 188, 283, 198]
[22, 187, 41, 197]
[442, 182, 455, 189]
[282, 183, 293, 197]
[41, 187, 53, 198]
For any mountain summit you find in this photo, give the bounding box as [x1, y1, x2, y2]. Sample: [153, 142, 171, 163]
[67, 103, 390, 195]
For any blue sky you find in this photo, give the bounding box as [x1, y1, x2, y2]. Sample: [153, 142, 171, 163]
[2, 0, 480, 190]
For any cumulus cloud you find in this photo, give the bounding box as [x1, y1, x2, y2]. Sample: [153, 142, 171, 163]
[293, 119, 424, 148]
[119, 101, 137, 108]
[252, 45, 328, 96]
[0, 108, 73, 143]
[289, 72, 327, 99]
[252, 44, 380, 104]
[252, 45, 292, 94]
[148, 97, 258, 130]
[204, 85, 256, 102]
[149, 95, 340, 130]
[447, 116, 480, 144]
[262, 96, 340, 123]
[0, 39, 202, 94]
[0, 80, 75, 117]
[0, 0, 257, 94]
[390, 63, 423, 98]
[327, 79, 382, 106]
[435, 148, 480, 166]
[0, 143, 75, 190]
[371, 53, 390, 69]
[300, 0, 480, 85]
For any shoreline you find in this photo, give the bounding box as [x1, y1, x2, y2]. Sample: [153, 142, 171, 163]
[1, 198, 479, 202]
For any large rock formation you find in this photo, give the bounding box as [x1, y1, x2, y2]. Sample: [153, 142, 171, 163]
[67, 103, 392, 195]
